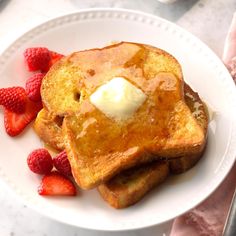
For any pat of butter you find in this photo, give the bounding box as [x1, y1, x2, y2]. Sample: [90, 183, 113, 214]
[90, 77, 147, 121]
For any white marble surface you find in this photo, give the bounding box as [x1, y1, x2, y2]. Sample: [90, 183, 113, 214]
[0, 0, 235, 235]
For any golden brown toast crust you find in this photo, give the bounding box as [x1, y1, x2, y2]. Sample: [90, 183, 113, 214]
[41, 42, 184, 116]
[35, 82, 208, 176]
[35, 72, 208, 208]
[33, 109, 64, 150]
[98, 83, 208, 208]
[169, 83, 208, 174]
[58, 43, 205, 189]
[34, 83, 207, 161]
[98, 161, 169, 209]
[40, 42, 205, 189]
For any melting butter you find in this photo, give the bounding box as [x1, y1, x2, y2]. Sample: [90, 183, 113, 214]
[90, 77, 147, 121]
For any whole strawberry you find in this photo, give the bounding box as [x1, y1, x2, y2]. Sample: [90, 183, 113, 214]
[27, 148, 53, 175]
[0, 86, 26, 113]
[53, 150, 72, 176]
[24, 47, 51, 72]
[26, 73, 45, 101]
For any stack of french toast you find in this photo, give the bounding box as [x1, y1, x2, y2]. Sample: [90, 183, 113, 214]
[34, 42, 208, 208]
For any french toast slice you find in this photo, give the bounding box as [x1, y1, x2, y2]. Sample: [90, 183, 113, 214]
[35, 83, 207, 173]
[34, 109, 64, 150]
[98, 84, 208, 208]
[41, 43, 205, 189]
[34, 82, 208, 207]
[35, 84, 207, 172]
[98, 161, 169, 209]
[41, 42, 184, 116]
[41, 42, 205, 189]
[169, 83, 208, 174]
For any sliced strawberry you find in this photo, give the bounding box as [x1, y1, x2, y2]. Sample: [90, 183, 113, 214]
[4, 99, 42, 137]
[49, 51, 64, 66]
[38, 171, 76, 196]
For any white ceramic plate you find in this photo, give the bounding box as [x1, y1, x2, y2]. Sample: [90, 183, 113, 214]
[0, 9, 236, 231]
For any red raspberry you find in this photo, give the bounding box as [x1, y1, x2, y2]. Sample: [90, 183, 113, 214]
[0, 86, 26, 113]
[25, 73, 45, 102]
[27, 148, 53, 175]
[24, 47, 51, 72]
[53, 150, 72, 176]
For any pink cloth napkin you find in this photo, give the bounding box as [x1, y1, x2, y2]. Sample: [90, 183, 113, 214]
[170, 13, 236, 236]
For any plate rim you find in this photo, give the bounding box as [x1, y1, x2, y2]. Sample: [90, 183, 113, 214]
[0, 8, 236, 231]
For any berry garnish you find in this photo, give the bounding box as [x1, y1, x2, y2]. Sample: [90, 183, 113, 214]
[25, 73, 45, 102]
[0, 86, 26, 113]
[27, 148, 53, 175]
[24, 47, 64, 72]
[24, 47, 51, 72]
[38, 171, 76, 196]
[53, 150, 72, 176]
[49, 51, 64, 66]
[4, 99, 42, 136]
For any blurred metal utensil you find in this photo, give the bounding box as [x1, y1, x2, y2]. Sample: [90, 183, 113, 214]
[223, 188, 236, 236]
[157, 0, 178, 3]
[0, 0, 10, 12]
